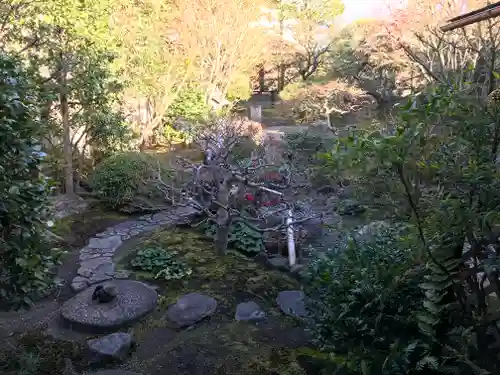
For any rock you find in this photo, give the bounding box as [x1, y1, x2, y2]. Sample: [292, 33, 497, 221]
[71, 276, 89, 292]
[61, 280, 158, 332]
[87, 236, 122, 252]
[299, 217, 323, 240]
[77, 257, 113, 279]
[166, 293, 217, 327]
[84, 371, 143, 375]
[290, 264, 305, 276]
[338, 199, 365, 216]
[276, 290, 307, 318]
[356, 220, 391, 242]
[110, 269, 132, 280]
[88, 262, 115, 284]
[87, 332, 133, 361]
[235, 301, 266, 321]
[267, 255, 289, 271]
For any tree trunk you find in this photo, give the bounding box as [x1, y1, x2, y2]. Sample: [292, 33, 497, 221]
[278, 64, 285, 92]
[58, 55, 74, 197]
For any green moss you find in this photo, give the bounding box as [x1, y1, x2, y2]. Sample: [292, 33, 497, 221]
[52, 205, 129, 248]
[129, 321, 307, 375]
[119, 228, 299, 316]
[118, 227, 307, 375]
[0, 331, 90, 375]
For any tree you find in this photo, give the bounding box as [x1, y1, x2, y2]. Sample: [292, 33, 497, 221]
[171, 0, 269, 103]
[328, 19, 414, 113]
[0, 0, 127, 195]
[387, 0, 500, 97]
[111, 0, 195, 151]
[0, 53, 61, 308]
[279, 0, 345, 81]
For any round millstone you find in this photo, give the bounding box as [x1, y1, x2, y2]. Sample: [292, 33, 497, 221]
[166, 293, 217, 327]
[61, 280, 158, 332]
[276, 290, 307, 318]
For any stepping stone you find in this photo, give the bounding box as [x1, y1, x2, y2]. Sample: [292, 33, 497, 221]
[61, 280, 158, 332]
[166, 293, 217, 327]
[87, 332, 133, 361]
[235, 301, 266, 321]
[84, 371, 143, 375]
[87, 235, 123, 251]
[276, 290, 307, 318]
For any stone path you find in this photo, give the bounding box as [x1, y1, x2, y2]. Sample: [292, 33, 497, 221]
[71, 206, 199, 292]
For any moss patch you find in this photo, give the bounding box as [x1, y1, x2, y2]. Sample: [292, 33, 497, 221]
[0, 331, 90, 375]
[52, 204, 129, 249]
[119, 228, 299, 315]
[116, 228, 309, 375]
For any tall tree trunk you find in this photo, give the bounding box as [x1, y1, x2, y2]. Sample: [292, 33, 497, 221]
[278, 10, 285, 92]
[58, 54, 74, 197]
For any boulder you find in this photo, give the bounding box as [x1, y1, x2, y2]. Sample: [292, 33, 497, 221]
[276, 290, 307, 318]
[267, 255, 289, 271]
[87, 332, 133, 361]
[166, 293, 217, 328]
[235, 301, 266, 321]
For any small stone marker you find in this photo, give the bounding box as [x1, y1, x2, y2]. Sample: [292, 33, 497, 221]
[166, 293, 217, 327]
[250, 104, 262, 123]
[276, 290, 307, 318]
[235, 301, 266, 321]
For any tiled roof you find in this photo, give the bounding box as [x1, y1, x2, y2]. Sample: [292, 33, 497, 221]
[441, 1, 500, 31]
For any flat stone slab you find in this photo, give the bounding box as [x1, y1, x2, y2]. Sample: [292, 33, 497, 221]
[166, 293, 217, 327]
[61, 280, 158, 332]
[235, 301, 266, 321]
[276, 290, 307, 318]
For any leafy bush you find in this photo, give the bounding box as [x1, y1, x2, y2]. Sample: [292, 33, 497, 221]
[313, 84, 500, 374]
[201, 219, 264, 254]
[304, 226, 431, 375]
[166, 86, 211, 124]
[130, 247, 192, 280]
[90, 152, 171, 213]
[0, 54, 63, 308]
[226, 72, 252, 102]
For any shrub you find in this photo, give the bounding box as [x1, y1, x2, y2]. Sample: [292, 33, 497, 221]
[0, 54, 63, 308]
[303, 226, 429, 374]
[130, 247, 192, 280]
[201, 219, 264, 254]
[90, 152, 171, 213]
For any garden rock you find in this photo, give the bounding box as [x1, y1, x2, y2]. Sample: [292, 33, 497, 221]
[356, 220, 392, 242]
[276, 290, 307, 318]
[61, 280, 158, 332]
[267, 255, 289, 271]
[338, 199, 365, 216]
[166, 293, 217, 327]
[235, 301, 266, 321]
[87, 332, 133, 361]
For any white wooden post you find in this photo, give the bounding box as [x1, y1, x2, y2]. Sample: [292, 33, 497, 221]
[286, 209, 296, 267]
